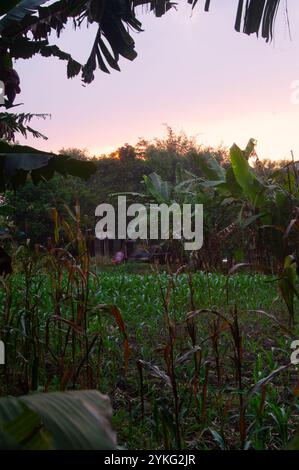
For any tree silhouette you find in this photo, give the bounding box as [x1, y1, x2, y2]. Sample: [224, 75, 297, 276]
[0, 0, 288, 188]
[0, 1, 286, 91]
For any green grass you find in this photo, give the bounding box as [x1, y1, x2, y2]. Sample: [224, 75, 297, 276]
[95, 270, 280, 319]
[1, 269, 299, 450]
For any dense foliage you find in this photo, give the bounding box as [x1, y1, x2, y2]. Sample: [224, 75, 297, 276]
[0, 0, 298, 452]
[1, 134, 299, 449]
[1, 249, 299, 449]
[2, 130, 226, 244]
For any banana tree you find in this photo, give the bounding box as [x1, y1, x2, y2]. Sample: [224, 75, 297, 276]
[0, 139, 96, 191]
[145, 139, 298, 270]
[0, 390, 116, 449]
[0, 1, 285, 95]
[0, 1, 287, 183]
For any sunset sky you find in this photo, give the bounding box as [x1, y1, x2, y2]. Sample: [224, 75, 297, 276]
[16, 1, 299, 160]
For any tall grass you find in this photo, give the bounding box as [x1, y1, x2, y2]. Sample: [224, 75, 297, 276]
[1, 256, 298, 449]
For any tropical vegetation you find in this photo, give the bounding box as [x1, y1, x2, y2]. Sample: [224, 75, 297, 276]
[0, 0, 298, 452]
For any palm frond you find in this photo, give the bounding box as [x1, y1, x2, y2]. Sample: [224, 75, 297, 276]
[134, 0, 283, 41]
[0, 0, 288, 87]
[0, 112, 49, 141]
[235, 0, 281, 42]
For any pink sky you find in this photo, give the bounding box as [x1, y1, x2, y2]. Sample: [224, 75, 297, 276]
[16, 1, 299, 160]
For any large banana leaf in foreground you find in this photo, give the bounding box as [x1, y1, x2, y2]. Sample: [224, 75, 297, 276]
[0, 390, 116, 450]
[0, 1, 24, 16]
[0, 140, 96, 191]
